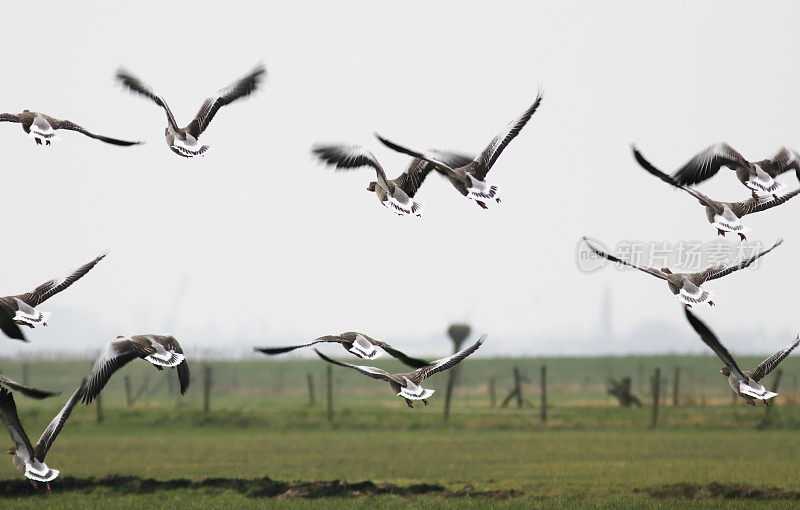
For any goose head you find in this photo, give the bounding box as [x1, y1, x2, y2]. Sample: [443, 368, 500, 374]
[720, 367, 731, 376]
[367, 182, 377, 192]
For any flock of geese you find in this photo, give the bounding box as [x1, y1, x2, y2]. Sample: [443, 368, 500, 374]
[583, 144, 800, 407]
[0, 61, 522, 490]
[2, 61, 797, 490]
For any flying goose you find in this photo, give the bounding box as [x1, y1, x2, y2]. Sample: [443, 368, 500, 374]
[315, 334, 485, 408]
[311, 144, 474, 216]
[1, 379, 86, 490]
[684, 308, 797, 405]
[0, 302, 26, 342]
[374, 92, 543, 209]
[0, 253, 106, 329]
[116, 64, 266, 158]
[82, 335, 189, 404]
[582, 237, 783, 307]
[0, 111, 141, 147]
[633, 146, 800, 240]
[637, 143, 800, 198]
[255, 332, 429, 368]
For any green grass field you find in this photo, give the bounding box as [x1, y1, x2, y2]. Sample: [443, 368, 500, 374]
[1, 356, 800, 508]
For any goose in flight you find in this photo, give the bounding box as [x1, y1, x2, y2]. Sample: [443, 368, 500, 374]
[0, 111, 141, 147]
[633, 146, 800, 240]
[637, 143, 800, 198]
[0, 253, 106, 329]
[685, 308, 797, 405]
[315, 334, 485, 408]
[0, 380, 86, 491]
[311, 144, 473, 216]
[0, 302, 26, 342]
[582, 237, 783, 307]
[374, 92, 543, 209]
[255, 332, 429, 368]
[116, 63, 266, 157]
[82, 335, 189, 404]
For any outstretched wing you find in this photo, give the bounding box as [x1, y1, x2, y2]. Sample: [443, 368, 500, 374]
[83, 338, 151, 404]
[0, 302, 26, 342]
[474, 91, 543, 179]
[0, 388, 35, 464]
[414, 334, 486, 381]
[33, 380, 86, 462]
[373, 134, 458, 181]
[0, 375, 60, 400]
[311, 144, 391, 191]
[254, 337, 337, 356]
[766, 147, 800, 177]
[51, 119, 141, 146]
[684, 308, 747, 380]
[185, 63, 266, 137]
[393, 150, 474, 198]
[734, 188, 800, 216]
[582, 236, 667, 280]
[749, 337, 800, 382]
[13, 253, 106, 308]
[632, 145, 718, 207]
[116, 68, 180, 131]
[672, 143, 748, 186]
[701, 238, 783, 282]
[369, 340, 429, 369]
[314, 349, 393, 382]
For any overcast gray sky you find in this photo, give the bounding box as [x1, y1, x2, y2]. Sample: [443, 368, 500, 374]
[1, 1, 799, 358]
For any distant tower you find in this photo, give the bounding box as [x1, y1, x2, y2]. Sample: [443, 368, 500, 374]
[601, 285, 614, 340]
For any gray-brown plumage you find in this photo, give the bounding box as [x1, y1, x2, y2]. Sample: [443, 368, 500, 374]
[315, 334, 485, 408]
[83, 335, 189, 404]
[116, 63, 266, 158]
[375, 92, 543, 209]
[255, 332, 428, 368]
[685, 308, 796, 406]
[0, 253, 106, 329]
[0, 375, 60, 400]
[0, 302, 25, 342]
[1, 379, 86, 490]
[0, 111, 141, 146]
[633, 146, 800, 240]
[639, 143, 800, 198]
[582, 237, 783, 307]
[311, 144, 473, 216]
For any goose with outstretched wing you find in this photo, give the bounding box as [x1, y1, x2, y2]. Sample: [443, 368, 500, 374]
[116, 63, 265, 158]
[255, 332, 428, 368]
[315, 334, 485, 408]
[632, 145, 800, 240]
[1, 379, 86, 491]
[638, 143, 793, 198]
[312, 144, 473, 216]
[684, 308, 797, 405]
[83, 335, 189, 404]
[0, 253, 106, 329]
[375, 91, 542, 209]
[0, 111, 141, 147]
[582, 236, 782, 307]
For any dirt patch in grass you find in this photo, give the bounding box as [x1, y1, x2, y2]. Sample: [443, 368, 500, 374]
[0, 475, 521, 499]
[637, 482, 800, 500]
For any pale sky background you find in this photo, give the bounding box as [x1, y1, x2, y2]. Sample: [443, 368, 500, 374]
[1, 1, 799, 359]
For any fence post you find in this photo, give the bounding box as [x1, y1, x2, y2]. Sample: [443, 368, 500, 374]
[443, 367, 457, 422]
[672, 366, 680, 406]
[203, 365, 212, 414]
[307, 373, 315, 406]
[21, 363, 29, 387]
[540, 365, 547, 424]
[514, 367, 523, 408]
[651, 367, 661, 428]
[96, 392, 103, 423]
[124, 375, 133, 407]
[326, 365, 333, 423]
[489, 377, 496, 408]
[766, 369, 783, 416]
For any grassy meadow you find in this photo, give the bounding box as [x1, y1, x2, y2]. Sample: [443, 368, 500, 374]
[1, 355, 800, 508]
